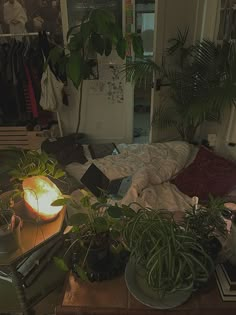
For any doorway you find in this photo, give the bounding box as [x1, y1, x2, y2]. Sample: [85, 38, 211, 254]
[133, 0, 155, 143]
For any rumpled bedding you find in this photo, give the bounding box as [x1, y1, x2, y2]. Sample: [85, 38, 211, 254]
[66, 141, 196, 212]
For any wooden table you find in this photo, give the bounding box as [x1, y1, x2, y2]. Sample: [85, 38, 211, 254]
[56, 273, 236, 315]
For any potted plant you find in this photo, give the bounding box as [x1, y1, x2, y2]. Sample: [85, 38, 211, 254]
[183, 195, 228, 262]
[47, 7, 143, 136]
[123, 207, 214, 309]
[125, 28, 236, 143]
[0, 193, 22, 254]
[53, 190, 135, 281]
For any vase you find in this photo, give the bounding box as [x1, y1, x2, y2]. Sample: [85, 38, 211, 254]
[125, 260, 192, 309]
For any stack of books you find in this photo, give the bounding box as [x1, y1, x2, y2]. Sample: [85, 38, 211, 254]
[215, 261, 236, 301]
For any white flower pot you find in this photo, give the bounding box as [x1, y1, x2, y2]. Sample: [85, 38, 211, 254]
[125, 260, 192, 309]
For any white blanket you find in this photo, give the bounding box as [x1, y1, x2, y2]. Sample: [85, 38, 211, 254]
[66, 141, 195, 212]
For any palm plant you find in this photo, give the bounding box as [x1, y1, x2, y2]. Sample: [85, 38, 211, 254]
[125, 28, 236, 142]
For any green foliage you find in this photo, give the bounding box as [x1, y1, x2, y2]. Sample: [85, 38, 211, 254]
[9, 150, 65, 183]
[47, 7, 143, 134]
[123, 208, 214, 297]
[53, 257, 69, 272]
[53, 190, 133, 277]
[183, 195, 227, 256]
[125, 27, 236, 142]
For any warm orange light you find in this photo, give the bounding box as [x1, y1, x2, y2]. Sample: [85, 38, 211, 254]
[23, 176, 63, 222]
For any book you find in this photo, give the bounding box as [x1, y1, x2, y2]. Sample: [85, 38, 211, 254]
[215, 263, 236, 301]
[221, 261, 236, 291]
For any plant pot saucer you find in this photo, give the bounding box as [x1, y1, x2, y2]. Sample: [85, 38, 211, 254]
[125, 260, 192, 309]
[72, 250, 129, 282]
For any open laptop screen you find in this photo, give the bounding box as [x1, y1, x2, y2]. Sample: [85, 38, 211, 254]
[80, 163, 110, 198]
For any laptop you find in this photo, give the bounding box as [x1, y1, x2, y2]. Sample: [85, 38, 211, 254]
[80, 163, 132, 199]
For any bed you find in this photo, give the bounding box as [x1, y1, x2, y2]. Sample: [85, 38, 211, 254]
[65, 140, 236, 213]
[65, 141, 196, 211]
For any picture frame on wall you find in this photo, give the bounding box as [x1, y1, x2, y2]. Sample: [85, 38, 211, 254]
[0, 0, 63, 42]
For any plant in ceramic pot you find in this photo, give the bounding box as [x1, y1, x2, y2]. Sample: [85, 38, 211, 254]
[0, 194, 22, 254]
[53, 191, 135, 281]
[123, 207, 214, 309]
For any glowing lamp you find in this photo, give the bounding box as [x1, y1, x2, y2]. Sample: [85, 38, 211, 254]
[23, 176, 63, 222]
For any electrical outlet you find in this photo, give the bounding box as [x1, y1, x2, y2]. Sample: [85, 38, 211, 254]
[207, 134, 217, 147]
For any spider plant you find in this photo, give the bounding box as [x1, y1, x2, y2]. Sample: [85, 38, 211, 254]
[125, 27, 236, 142]
[123, 208, 214, 298]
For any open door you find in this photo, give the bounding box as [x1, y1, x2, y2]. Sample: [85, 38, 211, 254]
[150, 0, 207, 143]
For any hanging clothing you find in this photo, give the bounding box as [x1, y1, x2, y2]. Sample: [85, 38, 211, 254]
[3, 0, 27, 34]
[24, 65, 38, 118]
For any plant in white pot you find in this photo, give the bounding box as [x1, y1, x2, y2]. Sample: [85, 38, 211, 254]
[0, 195, 22, 255]
[123, 208, 214, 309]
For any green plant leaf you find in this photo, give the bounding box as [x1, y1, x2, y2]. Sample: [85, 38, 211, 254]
[66, 52, 82, 88]
[104, 38, 112, 56]
[94, 217, 109, 233]
[80, 195, 90, 208]
[131, 34, 144, 58]
[68, 33, 83, 51]
[91, 33, 105, 55]
[51, 198, 70, 207]
[116, 37, 127, 59]
[69, 213, 89, 226]
[75, 265, 89, 281]
[54, 169, 66, 179]
[122, 205, 136, 218]
[107, 206, 123, 218]
[53, 257, 69, 272]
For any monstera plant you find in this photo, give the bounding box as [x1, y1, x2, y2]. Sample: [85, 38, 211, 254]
[48, 8, 143, 134]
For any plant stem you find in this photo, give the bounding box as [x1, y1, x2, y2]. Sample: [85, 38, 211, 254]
[75, 79, 84, 134]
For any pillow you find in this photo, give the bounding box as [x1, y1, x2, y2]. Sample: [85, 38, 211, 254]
[171, 146, 236, 202]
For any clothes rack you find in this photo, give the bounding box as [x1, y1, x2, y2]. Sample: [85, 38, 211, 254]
[0, 32, 50, 38]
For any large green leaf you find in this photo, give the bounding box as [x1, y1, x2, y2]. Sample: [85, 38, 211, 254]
[107, 206, 123, 219]
[75, 265, 89, 281]
[91, 33, 105, 55]
[69, 213, 89, 226]
[94, 217, 109, 233]
[66, 52, 82, 88]
[53, 257, 69, 272]
[68, 34, 83, 51]
[51, 198, 70, 207]
[131, 34, 144, 58]
[104, 38, 112, 56]
[116, 37, 127, 59]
